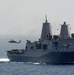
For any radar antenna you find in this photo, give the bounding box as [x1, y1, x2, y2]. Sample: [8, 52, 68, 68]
[45, 15, 48, 23]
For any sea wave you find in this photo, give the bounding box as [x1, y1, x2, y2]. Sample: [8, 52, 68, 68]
[0, 58, 9, 62]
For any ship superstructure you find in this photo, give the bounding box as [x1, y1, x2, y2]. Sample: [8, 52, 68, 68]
[7, 17, 74, 64]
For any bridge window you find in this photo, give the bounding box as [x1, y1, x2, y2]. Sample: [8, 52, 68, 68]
[36, 44, 42, 49]
[30, 46, 34, 49]
[25, 46, 27, 49]
[43, 44, 47, 49]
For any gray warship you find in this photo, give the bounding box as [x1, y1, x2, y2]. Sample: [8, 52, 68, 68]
[7, 17, 74, 64]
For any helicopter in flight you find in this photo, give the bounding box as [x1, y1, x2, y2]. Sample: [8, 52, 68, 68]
[8, 40, 21, 44]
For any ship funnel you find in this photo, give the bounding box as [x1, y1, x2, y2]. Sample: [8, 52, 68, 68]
[41, 16, 52, 41]
[60, 22, 70, 38]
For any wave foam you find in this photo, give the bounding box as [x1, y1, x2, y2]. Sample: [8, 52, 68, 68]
[0, 58, 10, 62]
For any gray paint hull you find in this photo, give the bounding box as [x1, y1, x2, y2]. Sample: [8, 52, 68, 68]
[7, 52, 74, 64]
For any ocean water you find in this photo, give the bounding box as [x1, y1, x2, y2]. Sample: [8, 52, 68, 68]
[0, 35, 74, 75]
[0, 62, 74, 75]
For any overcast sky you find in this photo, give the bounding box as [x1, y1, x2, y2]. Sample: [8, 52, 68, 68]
[0, 0, 74, 36]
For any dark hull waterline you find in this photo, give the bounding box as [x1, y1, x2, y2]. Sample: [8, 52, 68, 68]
[7, 52, 74, 64]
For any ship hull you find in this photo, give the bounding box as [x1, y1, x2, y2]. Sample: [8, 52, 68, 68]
[7, 51, 74, 64]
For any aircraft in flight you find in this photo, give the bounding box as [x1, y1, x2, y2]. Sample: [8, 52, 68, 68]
[8, 40, 21, 44]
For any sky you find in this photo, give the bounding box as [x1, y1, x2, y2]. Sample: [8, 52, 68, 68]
[0, 0, 74, 37]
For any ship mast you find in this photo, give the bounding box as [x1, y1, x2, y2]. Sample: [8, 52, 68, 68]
[45, 15, 47, 23]
[41, 16, 52, 41]
[60, 22, 70, 38]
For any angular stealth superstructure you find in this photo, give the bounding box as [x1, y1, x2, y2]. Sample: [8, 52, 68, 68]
[60, 22, 70, 38]
[41, 16, 52, 41]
